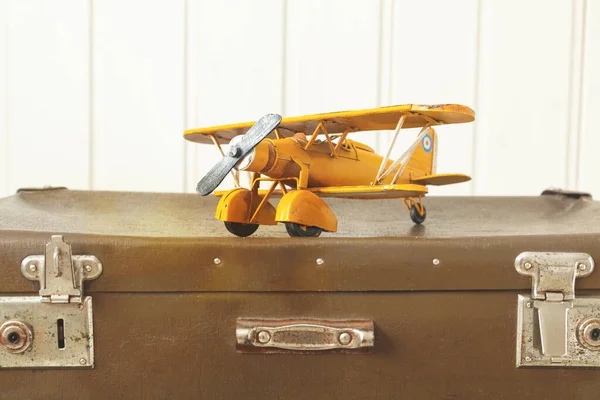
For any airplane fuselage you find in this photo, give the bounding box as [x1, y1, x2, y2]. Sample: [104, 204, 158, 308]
[236, 134, 405, 188]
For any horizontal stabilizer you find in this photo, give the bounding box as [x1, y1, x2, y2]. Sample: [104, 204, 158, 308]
[411, 173, 471, 186]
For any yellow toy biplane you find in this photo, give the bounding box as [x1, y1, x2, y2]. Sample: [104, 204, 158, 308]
[184, 104, 475, 237]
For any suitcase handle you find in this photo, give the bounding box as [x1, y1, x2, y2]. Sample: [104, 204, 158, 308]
[236, 318, 374, 353]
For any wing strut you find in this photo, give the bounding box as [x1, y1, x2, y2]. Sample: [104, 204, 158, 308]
[389, 126, 431, 184]
[304, 122, 335, 154]
[374, 114, 407, 184]
[303, 122, 353, 157]
[376, 125, 432, 184]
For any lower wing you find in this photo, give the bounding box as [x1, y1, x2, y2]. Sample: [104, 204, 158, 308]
[309, 184, 428, 199]
[216, 184, 428, 200]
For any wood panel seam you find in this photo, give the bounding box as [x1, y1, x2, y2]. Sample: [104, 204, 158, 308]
[470, 0, 483, 195]
[89, 0, 95, 190]
[566, 0, 587, 191]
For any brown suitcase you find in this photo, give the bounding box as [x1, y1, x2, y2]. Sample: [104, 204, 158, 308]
[1, 188, 600, 399]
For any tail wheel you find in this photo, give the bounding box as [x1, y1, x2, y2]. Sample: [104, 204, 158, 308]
[224, 221, 259, 237]
[285, 222, 322, 237]
[409, 205, 426, 225]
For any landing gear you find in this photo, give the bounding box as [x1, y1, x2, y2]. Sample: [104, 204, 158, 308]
[224, 221, 259, 237]
[404, 196, 426, 225]
[409, 204, 426, 225]
[285, 222, 323, 237]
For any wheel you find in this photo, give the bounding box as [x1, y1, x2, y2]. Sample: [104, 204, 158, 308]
[224, 221, 259, 237]
[285, 222, 323, 237]
[409, 204, 426, 225]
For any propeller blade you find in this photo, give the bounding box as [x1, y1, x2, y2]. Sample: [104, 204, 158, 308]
[196, 113, 282, 196]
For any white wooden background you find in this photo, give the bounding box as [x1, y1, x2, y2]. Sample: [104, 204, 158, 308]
[0, 0, 598, 198]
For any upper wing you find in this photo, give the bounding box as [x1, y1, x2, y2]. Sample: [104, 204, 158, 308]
[410, 173, 471, 186]
[184, 104, 475, 144]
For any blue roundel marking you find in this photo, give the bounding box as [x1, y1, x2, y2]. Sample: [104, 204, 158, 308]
[422, 134, 432, 153]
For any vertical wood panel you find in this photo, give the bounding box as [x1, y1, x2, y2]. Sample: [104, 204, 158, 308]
[566, 0, 586, 191]
[92, 0, 185, 192]
[6, 0, 90, 193]
[0, 0, 7, 197]
[285, 0, 381, 150]
[1, 1, 598, 199]
[377, 0, 393, 153]
[185, 0, 284, 193]
[474, 0, 573, 195]
[578, 0, 600, 196]
[389, 0, 479, 195]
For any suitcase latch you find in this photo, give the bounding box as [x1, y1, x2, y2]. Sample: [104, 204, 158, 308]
[21, 235, 102, 304]
[0, 235, 102, 369]
[515, 251, 600, 367]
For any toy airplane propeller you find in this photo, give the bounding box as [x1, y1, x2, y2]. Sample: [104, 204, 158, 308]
[185, 104, 475, 237]
[196, 113, 282, 196]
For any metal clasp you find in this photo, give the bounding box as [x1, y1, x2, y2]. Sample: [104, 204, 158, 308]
[516, 252, 594, 361]
[0, 235, 102, 368]
[20, 235, 102, 304]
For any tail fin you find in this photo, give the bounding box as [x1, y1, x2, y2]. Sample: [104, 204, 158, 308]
[404, 128, 437, 177]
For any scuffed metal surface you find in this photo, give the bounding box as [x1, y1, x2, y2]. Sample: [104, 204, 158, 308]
[517, 295, 600, 367]
[0, 297, 94, 368]
[236, 318, 374, 354]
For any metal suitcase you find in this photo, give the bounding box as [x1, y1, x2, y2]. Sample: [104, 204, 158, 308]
[1, 188, 600, 399]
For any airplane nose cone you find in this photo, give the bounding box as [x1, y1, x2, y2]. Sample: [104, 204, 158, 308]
[228, 146, 241, 157]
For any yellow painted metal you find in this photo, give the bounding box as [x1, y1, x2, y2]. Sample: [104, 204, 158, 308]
[245, 176, 297, 224]
[377, 126, 435, 184]
[237, 130, 454, 191]
[192, 103, 475, 234]
[277, 181, 288, 194]
[215, 183, 428, 200]
[309, 184, 428, 199]
[275, 190, 338, 232]
[214, 189, 283, 198]
[393, 128, 436, 183]
[300, 122, 348, 157]
[303, 123, 324, 151]
[240, 137, 396, 188]
[332, 129, 351, 155]
[244, 141, 276, 173]
[213, 130, 437, 199]
[411, 173, 471, 186]
[215, 188, 276, 225]
[184, 104, 475, 144]
[249, 181, 277, 224]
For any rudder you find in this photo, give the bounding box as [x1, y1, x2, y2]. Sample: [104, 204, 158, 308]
[404, 128, 437, 178]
